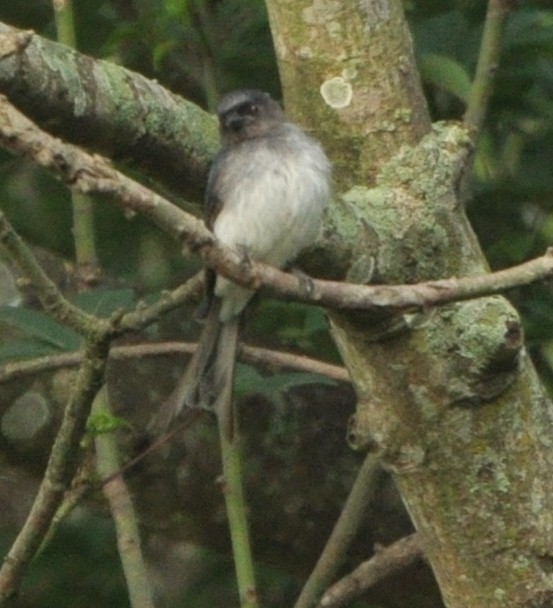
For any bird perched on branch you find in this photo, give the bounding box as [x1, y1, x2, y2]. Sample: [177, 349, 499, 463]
[149, 89, 331, 438]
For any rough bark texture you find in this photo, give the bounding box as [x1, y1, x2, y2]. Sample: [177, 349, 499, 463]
[266, 0, 429, 190]
[0, 21, 218, 201]
[265, 1, 553, 606]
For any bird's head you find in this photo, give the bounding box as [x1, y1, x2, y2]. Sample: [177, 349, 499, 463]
[216, 89, 285, 144]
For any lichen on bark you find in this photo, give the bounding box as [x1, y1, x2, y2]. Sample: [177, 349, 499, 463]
[266, 1, 553, 606]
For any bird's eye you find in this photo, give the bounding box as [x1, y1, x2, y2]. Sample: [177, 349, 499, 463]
[237, 103, 258, 117]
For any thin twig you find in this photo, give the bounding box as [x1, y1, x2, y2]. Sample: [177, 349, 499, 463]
[3, 96, 553, 315]
[53, 0, 77, 49]
[319, 534, 423, 608]
[94, 386, 155, 608]
[464, 0, 512, 134]
[294, 453, 383, 608]
[0, 202, 202, 339]
[238, 344, 348, 381]
[115, 272, 204, 335]
[218, 412, 259, 608]
[0, 337, 110, 603]
[100, 409, 203, 487]
[0, 340, 349, 385]
[37, 472, 93, 556]
[53, 0, 99, 287]
[70, 191, 101, 287]
[0, 210, 99, 334]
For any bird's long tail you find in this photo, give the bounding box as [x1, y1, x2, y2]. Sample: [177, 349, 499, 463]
[148, 299, 239, 439]
[210, 317, 239, 440]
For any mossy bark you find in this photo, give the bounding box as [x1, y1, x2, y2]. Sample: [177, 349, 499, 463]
[0, 21, 218, 201]
[265, 1, 553, 606]
[265, 0, 429, 190]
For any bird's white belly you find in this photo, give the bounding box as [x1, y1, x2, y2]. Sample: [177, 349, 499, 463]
[212, 138, 329, 321]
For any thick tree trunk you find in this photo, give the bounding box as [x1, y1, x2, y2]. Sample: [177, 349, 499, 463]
[266, 0, 429, 190]
[265, 1, 553, 606]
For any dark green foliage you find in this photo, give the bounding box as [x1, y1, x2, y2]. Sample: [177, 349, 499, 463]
[17, 514, 129, 608]
[99, 0, 280, 108]
[0, 288, 142, 362]
[250, 299, 338, 360]
[0, 306, 82, 360]
[235, 364, 337, 406]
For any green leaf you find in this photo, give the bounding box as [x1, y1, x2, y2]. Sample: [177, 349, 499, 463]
[71, 287, 136, 317]
[0, 306, 81, 352]
[504, 10, 553, 52]
[235, 363, 336, 406]
[0, 339, 62, 363]
[86, 408, 128, 435]
[419, 53, 472, 102]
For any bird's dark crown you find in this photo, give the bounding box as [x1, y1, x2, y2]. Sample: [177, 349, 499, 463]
[216, 89, 285, 143]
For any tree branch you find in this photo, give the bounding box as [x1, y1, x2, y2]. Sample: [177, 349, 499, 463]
[218, 417, 259, 608]
[319, 534, 424, 608]
[0, 188, 203, 342]
[0, 341, 350, 385]
[38, 479, 91, 556]
[94, 387, 155, 608]
[53, 0, 100, 288]
[0, 196, 117, 603]
[294, 454, 383, 608]
[262, 3, 553, 605]
[1, 94, 553, 317]
[464, 0, 512, 134]
[0, 209, 101, 335]
[0, 21, 217, 200]
[114, 273, 204, 335]
[0, 336, 110, 602]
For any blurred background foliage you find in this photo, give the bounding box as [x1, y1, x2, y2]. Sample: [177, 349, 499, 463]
[2, 0, 553, 606]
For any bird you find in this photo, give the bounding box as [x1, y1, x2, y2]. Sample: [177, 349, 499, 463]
[149, 89, 331, 439]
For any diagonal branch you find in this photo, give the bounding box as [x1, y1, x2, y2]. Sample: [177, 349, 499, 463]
[0, 209, 103, 335]
[0, 336, 110, 602]
[1, 94, 553, 316]
[294, 454, 383, 608]
[319, 534, 424, 608]
[0, 21, 217, 200]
